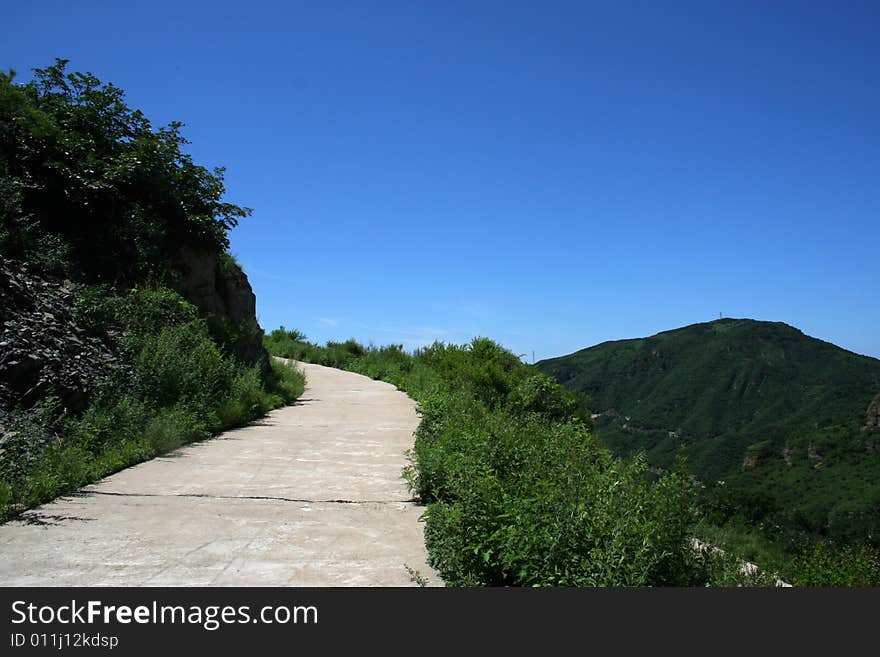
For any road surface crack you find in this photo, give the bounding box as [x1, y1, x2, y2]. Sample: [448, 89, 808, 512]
[84, 490, 420, 505]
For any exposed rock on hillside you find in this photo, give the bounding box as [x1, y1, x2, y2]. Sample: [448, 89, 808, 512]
[0, 245, 271, 423]
[175, 247, 268, 374]
[0, 258, 118, 416]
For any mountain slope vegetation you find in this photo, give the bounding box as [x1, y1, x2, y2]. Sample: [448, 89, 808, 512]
[537, 318, 880, 554]
[0, 60, 304, 519]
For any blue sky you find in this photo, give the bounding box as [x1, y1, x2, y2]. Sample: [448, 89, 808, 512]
[5, 1, 879, 359]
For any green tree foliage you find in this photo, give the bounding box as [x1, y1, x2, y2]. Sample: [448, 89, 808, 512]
[0, 59, 251, 281]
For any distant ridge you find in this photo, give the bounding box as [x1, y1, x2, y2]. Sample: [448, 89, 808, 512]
[537, 318, 880, 547]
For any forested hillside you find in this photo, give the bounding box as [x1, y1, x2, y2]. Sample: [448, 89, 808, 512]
[538, 319, 880, 563]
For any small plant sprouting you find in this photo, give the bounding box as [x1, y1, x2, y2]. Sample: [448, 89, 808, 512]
[405, 564, 429, 587]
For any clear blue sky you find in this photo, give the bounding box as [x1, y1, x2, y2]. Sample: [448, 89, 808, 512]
[5, 1, 879, 360]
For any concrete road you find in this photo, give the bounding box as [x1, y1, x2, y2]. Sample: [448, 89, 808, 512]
[0, 362, 440, 586]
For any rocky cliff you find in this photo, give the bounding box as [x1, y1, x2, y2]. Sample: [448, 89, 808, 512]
[0, 248, 271, 422]
[174, 247, 269, 375]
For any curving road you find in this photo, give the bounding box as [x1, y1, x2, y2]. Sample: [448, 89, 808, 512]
[0, 361, 439, 586]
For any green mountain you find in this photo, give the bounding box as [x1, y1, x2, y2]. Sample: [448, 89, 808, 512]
[537, 318, 880, 548]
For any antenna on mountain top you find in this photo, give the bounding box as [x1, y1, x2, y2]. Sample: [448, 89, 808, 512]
[719, 312, 723, 319]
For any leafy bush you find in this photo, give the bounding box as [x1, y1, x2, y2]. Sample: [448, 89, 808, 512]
[354, 345, 413, 385]
[689, 544, 782, 587]
[74, 395, 150, 456]
[423, 416, 699, 586]
[0, 397, 66, 490]
[267, 358, 307, 404]
[131, 320, 231, 417]
[75, 286, 198, 337]
[216, 365, 275, 429]
[508, 373, 590, 422]
[264, 328, 330, 364]
[143, 405, 209, 454]
[789, 541, 880, 587]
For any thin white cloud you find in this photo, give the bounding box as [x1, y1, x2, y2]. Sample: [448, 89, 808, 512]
[455, 301, 493, 318]
[319, 318, 338, 327]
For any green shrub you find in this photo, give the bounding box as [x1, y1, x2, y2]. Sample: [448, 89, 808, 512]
[351, 344, 412, 384]
[0, 397, 64, 491]
[421, 410, 699, 586]
[264, 328, 325, 363]
[131, 320, 232, 417]
[789, 541, 880, 587]
[23, 442, 93, 509]
[0, 480, 12, 511]
[75, 285, 198, 337]
[73, 395, 149, 456]
[216, 365, 275, 428]
[508, 373, 590, 422]
[691, 544, 782, 587]
[144, 405, 209, 453]
[268, 358, 307, 403]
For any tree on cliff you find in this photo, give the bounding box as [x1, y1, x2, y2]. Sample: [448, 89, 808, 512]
[0, 58, 251, 283]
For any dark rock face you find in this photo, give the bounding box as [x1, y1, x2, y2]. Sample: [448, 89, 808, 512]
[174, 246, 229, 322]
[174, 246, 269, 374]
[0, 245, 270, 421]
[0, 258, 118, 416]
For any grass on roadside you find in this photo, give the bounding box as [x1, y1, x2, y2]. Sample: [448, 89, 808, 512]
[0, 297, 306, 522]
